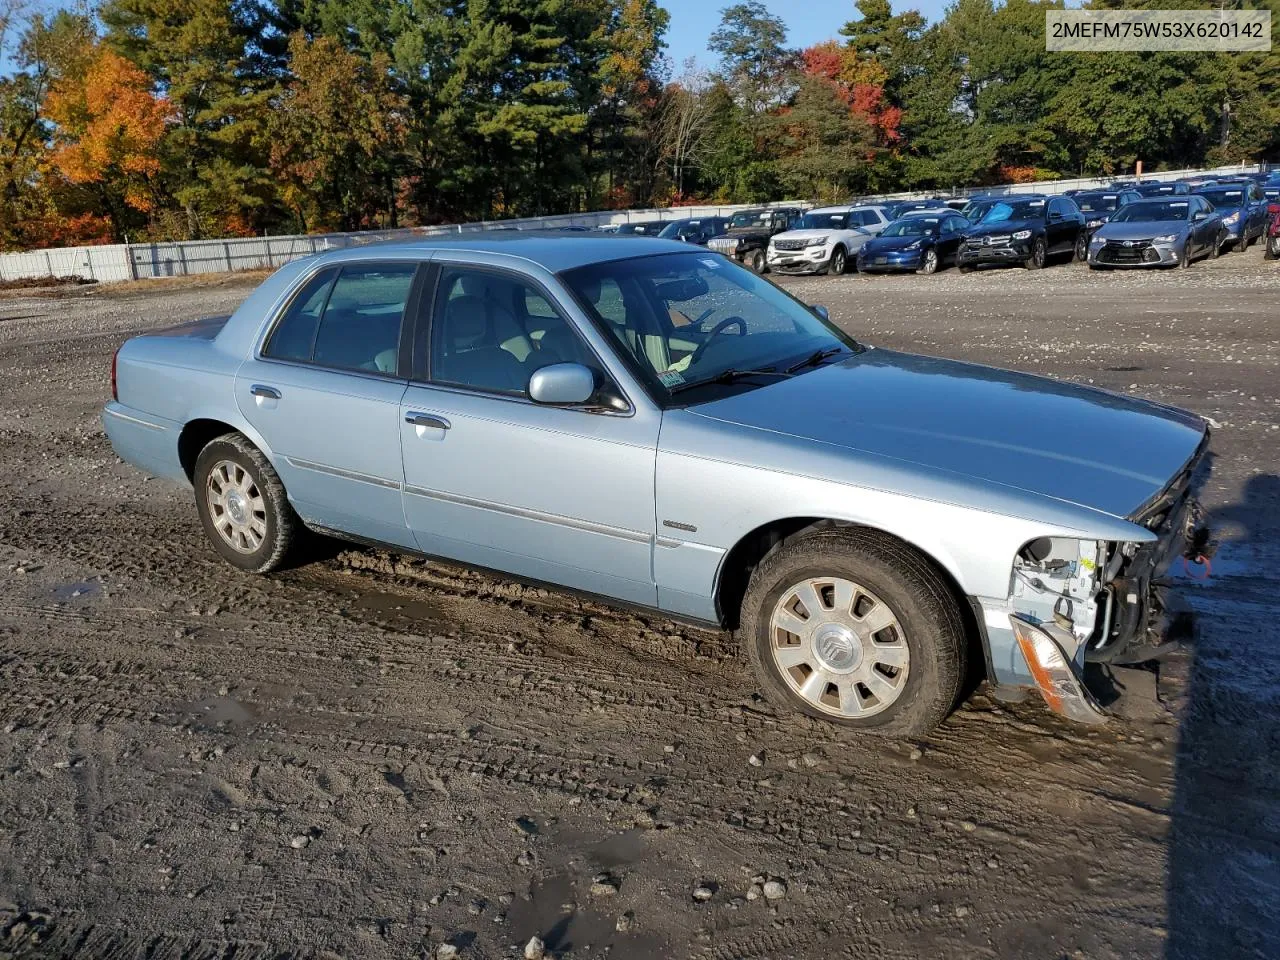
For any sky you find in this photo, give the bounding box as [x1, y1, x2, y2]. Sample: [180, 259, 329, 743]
[661, 0, 949, 71]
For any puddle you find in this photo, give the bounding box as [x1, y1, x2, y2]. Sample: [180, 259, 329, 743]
[349, 589, 445, 625]
[502, 828, 667, 957]
[52, 580, 100, 601]
[176, 696, 257, 732]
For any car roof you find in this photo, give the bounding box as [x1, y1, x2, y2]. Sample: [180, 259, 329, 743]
[899, 209, 950, 218]
[305, 232, 697, 273]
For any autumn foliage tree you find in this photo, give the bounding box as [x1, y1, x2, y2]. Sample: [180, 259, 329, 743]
[268, 33, 404, 233]
[43, 45, 168, 240]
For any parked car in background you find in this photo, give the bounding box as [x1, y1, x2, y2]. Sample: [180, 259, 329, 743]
[658, 217, 730, 245]
[1194, 181, 1268, 252]
[766, 205, 892, 275]
[707, 207, 803, 273]
[103, 234, 1210, 734]
[614, 221, 665, 236]
[1263, 199, 1280, 260]
[1134, 181, 1190, 198]
[1073, 189, 1143, 238]
[856, 213, 970, 274]
[942, 197, 971, 211]
[958, 195, 1086, 271]
[1087, 196, 1223, 269]
[888, 199, 952, 220]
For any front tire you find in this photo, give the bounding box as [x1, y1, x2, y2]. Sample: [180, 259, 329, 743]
[917, 247, 939, 275]
[827, 246, 849, 276]
[194, 433, 299, 573]
[747, 248, 766, 273]
[1210, 231, 1224, 259]
[740, 528, 967, 736]
[1023, 236, 1047, 269]
[1178, 240, 1192, 269]
[1265, 235, 1280, 260]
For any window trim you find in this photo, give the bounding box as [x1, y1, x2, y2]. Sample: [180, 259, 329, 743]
[411, 261, 635, 417]
[257, 259, 428, 381]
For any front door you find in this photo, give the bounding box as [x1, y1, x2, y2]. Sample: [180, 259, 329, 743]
[235, 261, 420, 549]
[398, 262, 661, 605]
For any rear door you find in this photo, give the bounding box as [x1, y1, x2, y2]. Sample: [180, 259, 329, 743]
[397, 260, 661, 606]
[235, 260, 422, 549]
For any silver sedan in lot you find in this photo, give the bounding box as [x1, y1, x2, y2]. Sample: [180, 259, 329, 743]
[103, 234, 1210, 735]
[1088, 196, 1225, 268]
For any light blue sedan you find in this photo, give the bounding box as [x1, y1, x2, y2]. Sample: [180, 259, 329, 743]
[104, 234, 1209, 734]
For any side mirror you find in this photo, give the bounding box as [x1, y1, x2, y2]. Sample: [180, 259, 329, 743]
[812, 304, 830, 320]
[529, 363, 595, 405]
[1192, 211, 1208, 221]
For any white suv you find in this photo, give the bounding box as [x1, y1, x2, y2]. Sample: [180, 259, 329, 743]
[766, 205, 892, 275]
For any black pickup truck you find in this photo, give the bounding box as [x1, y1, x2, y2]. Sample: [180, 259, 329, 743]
[706, 207, 804, 273]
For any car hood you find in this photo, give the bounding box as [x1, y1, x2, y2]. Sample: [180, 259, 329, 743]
[1095, 221, 1188, 240]
[690, 348, 1206, 521]
[772, 228, 864, 242]
[863, 234, 931, 253]
[966, 218, 1042, 236]
[720, 227, 770, 241]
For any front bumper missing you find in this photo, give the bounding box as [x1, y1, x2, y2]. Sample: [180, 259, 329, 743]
[1010, 615, 1108, 724]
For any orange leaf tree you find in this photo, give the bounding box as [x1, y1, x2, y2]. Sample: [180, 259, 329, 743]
[44, 45, 168, 240]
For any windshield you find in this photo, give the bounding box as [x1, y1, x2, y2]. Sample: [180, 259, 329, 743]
[1197, 189, 1245, 207]
[882, 218, 941, 237]
[561, 251, 858, 402]
[1075, 194, 1121, 213]
[961, 200, 996, 220]
[797, 211, 848, 230]
[1110, 201, 1190, 223]
[730, 211, 765, 228]
[658, 220, 700, 239]
[1136, 183, 1181, 196]
[981, 199, 1047, 223]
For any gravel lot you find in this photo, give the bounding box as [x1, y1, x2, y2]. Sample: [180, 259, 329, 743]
[1, 254, 1277, 959]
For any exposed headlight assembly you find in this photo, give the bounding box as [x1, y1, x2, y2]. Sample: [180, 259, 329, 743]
[1223, 211, 1240, 225]
[1012, 229, 1033, 240]
[1154, 233, 1179, 243]
[905, 239, 923, 250]
[806, 236, 829, 247]
[1087, 218, 1104, 228]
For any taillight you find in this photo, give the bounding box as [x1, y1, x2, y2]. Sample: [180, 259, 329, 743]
[111, 347, 120, 401]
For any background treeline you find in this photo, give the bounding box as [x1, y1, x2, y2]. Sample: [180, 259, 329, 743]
[1, 0, 1277, 250]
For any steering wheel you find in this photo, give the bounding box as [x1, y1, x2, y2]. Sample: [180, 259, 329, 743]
[689, 316, 747, 366]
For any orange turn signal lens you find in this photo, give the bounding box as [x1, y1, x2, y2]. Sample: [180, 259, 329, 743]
[1011, 615, 1108, 725]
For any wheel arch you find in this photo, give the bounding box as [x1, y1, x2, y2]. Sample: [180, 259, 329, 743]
[715, 516, 987, 675]
[178, 412, 278, 484]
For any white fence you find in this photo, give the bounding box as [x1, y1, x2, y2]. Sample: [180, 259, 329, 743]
[0, 162, 1268, 286]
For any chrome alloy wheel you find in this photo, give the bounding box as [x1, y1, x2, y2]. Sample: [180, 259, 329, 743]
[769, 577, 910, 718]
[205, 459, 267, 554]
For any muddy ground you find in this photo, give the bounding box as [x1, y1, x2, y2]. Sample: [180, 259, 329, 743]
[0, 253, 1277, 960]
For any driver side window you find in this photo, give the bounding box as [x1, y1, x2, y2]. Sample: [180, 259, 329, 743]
[424, 268, 596, 397]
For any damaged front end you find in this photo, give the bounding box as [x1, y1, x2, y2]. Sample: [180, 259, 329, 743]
[991, 435, 1211, 723]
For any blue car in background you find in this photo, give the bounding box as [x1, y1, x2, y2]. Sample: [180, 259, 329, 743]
[1195, 181, 1269, 251]
[856, 212, 971, 274]
[1134, 181, 1190, 198]
[1087, 196, 1223, 269]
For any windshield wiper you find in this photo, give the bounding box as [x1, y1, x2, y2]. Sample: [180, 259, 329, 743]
[669, 367, 793, 394]
[785, 346, 848, 374]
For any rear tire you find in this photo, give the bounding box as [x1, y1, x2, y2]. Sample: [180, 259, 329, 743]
[194, 433, 299, 574]
[1073, 232, 1088, 263]
[740, 528, 968, 736]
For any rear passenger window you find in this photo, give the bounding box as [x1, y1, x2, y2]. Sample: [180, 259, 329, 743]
[264, 269, 335, 363]
[266, 263, 416, 375]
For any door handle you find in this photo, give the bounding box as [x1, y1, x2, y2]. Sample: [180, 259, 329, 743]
[405, 412, 450, 430]
[250, 384, 281, 399]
